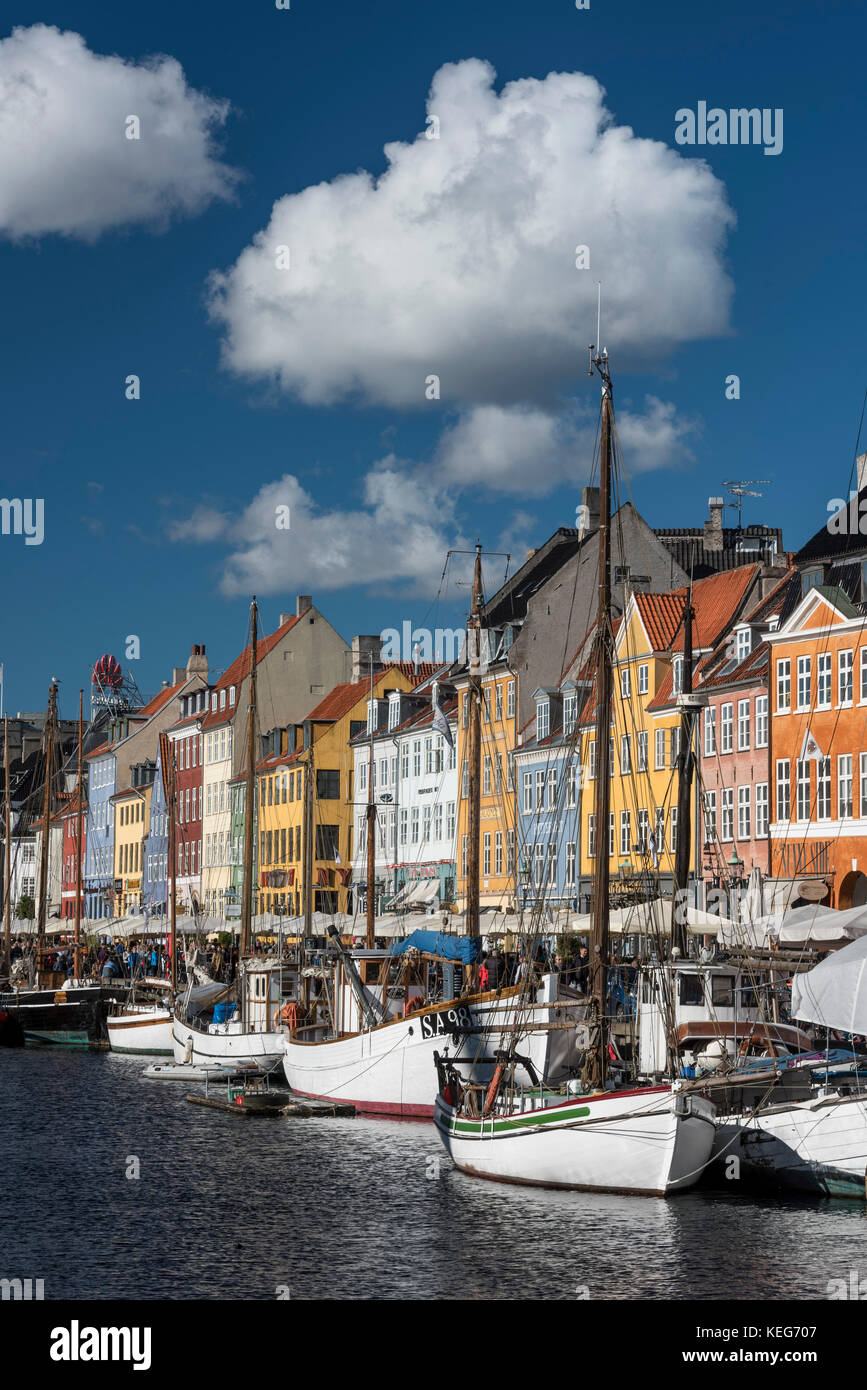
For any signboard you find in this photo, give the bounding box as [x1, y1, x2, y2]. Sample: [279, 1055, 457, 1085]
[419, 1005, 473, 1039]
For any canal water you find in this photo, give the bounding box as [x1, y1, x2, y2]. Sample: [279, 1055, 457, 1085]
[2, 1050, 864, 1300]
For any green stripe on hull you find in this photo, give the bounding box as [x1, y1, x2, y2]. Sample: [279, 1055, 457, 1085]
[449, 1104, 591, 1135]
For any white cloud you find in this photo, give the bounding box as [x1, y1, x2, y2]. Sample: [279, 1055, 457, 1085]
[210, 467, 462, 598]
[435, 396, 698, 495]
[209, 58, 734, 407]
[0, 24, 237, 240]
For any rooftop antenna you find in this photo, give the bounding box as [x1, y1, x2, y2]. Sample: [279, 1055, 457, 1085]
[722, 480, 770, 530]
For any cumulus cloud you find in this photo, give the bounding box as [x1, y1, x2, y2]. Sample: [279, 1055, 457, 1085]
[209, 58, 733, 407]
[434, 396, 698, 494]
[167, 505, 231, 544]
[208, 466, 462, 598]
[0, 24, 237, 239]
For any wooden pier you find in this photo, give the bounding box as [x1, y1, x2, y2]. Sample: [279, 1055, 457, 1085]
[186, 1092, 356, 1118]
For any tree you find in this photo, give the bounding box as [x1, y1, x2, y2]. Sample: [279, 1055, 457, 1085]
[15, 895, 35, 921]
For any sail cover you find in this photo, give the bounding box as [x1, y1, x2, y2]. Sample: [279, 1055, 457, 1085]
[389, 930, 481, 964]
[791, 933, 867, 1036]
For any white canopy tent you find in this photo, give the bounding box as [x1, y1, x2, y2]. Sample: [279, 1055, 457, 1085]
[791, 933, 867, 1036]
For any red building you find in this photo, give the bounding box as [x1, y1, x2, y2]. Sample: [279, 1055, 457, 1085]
[60, 794, 86, 920]
[168, 690, 208, 915]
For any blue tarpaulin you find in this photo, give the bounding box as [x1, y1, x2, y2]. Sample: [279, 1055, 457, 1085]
[389, 930, 481, 965]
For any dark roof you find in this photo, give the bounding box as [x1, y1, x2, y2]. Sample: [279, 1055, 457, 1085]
[654, 525, 783, 579]
[482, 527, 584, 628]
[795, 493, 867, 565]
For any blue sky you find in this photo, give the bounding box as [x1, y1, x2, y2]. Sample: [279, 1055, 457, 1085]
[2, 0, 866, 716]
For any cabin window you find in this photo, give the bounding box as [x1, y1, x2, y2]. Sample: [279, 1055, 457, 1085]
[678, 973, 704, 1006]
[711, 975, 735, 1008]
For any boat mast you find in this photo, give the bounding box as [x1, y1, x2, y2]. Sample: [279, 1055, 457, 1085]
[167, 743, 177, 993]
[303, 741, 314, 937]
[588, 342, 613, 1091]
[465, 543, 484, 952]
[671, 588, 695, 957]
[3, 715, 10, 977]
[366, 653, 376, 949]
[36, 681, 58, 978]
[74, 690, 83, 981]
[240, 598, 259, 962]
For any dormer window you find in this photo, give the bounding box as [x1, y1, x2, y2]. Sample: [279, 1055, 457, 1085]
[220, 689, 226, 710]
[388, 695, 400, 730]
[802, 567, 823, 596]
[563, 692, 577, 734]
[211, 693, 217, 712]
[536, 699, 550, 741]
[672, 657, 684, 696]
[229, 686, 236, 707]
[735, 628, 752, 662]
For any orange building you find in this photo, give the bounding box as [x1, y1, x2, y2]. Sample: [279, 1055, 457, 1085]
[767, 581, 867, 907]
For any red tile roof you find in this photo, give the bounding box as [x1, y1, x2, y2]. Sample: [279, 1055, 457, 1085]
[200, 614, 302, 729]
[635, 565, 759, 654]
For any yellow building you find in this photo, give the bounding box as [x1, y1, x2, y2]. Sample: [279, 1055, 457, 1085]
[576, 568, 760, 889]
[453, 657, 518, 911]
[112, 780, 153, 916]
[256, 666, 424, 919]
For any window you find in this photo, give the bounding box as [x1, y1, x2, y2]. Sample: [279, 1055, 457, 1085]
[638, 664, 648, 695]
[461, 761, 468, 798]
[777, 658, 791, 712]
[401, 745, 410, 780]
[608, 813, 615, 858]
[620, 810, 631, 855]
[399, 809, 408, 846]
[796, 760, 810, 821]
[839, 650, 854, 705]
[317, 769, 340, 799]
[495, 831, 502, 875]
[537, 700, 550, 740]
[861, 754, 867, 818]
[669, 726, 680, 768]
[547, 841, 556, 886]
[563, 693, 577, 734]
[359, 761, 367, 792]
[588, 740, 596, 780]
[567, 764, 577, 808]
[411, 809, 419, 843]
[507, 681, 515, 719]
[229, 685, 236, 706]
[817, 652, 831, 709]
[507, 830, 515, 875]
[838, 755, 853, 818]
[522, 771, 533, 814]
[483, 834, 492, 877]
[797, 655, 811, 711]
[861, 649, 867, 703]
[534, 843, 544, 889]
[535, 770, 545, 810]
[655, 729, 665, 770]
[388, 698, 400, 731]
[495, 684, 503, 721]
[588, 814, 596, 858]
[720, 704, 733, 754]
[776, 759, 790, 821]
[620, 667, 631, 698]
[220, 689, 226, 710]
[637, 808, 649, 852]
[704, 790, 716, 842]
[704, 706, 716, 756]
[756, 695, 768, 748]
[565, 842, 576, 888]
[672, 657, 683, 696]
[735, 628, 751, 662]
[737, 699, 750, 751]
[817, 757, 831, 820]
[483, 757, 492, 795]
[620, 734, 632, 774]
[637, 731, 648, 772]
[547, 768, 557, 807]
[721, 789, 734, 841]
[669, 806, 678, 852]
[412, 741, 421, 777]
[802, 567, 823, 594]
[737, 786, 751, 840]
[447, 803, 456, 839]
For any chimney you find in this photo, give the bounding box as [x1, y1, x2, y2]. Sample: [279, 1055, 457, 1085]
[186, 643, 208, 681]
[172, 667, 185, 685]
[578, 485, 600, 539]
[351, 635, 384, 683]
[704, 497, 724, 552]
[857, 454, 867, 494]
[296, 595, 312, 617]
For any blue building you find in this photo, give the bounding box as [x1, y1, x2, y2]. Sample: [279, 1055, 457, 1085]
[513, 683, 587, 916]
[85, 744, 117, 920]
[142, 750, 168, 921]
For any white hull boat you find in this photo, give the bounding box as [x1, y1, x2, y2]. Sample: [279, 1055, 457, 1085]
[107, 1004, 173, 1055]
[433, 1083, 717, 1196]
[171, 1013, 286, 1071]
[712, 1088, 867, 1198]
[282, 979, 582, 1118]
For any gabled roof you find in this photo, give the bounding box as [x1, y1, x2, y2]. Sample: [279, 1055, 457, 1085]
[200, 614, 302, 729]
[633, 565, 760, 656]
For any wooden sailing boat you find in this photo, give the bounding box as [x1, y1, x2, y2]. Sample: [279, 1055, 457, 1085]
[171, 598, 287, 1070]
[432, 342, 717, 1194]
[281, 547, 578, 1116]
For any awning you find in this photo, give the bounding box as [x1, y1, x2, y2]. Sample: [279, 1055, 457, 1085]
[792, 933, 867, 1035]
[403, 879, 440, 907]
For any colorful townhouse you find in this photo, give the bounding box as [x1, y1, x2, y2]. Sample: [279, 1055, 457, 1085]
[60, 791, 86, 921]
[199, 596, 350, 920]
[168, 686, 208, 915]
[255, 657, 431, 920]
[111, 766, 154, 916]
[349, 677, 457, 917]
[142, 743, 169, 920]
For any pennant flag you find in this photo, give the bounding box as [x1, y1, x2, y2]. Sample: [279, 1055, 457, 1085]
[799, 729, 824, 764]
[432, 695, 454, 749]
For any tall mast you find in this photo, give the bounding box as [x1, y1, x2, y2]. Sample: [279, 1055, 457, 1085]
[366, 654, 376, 949]
[303, 739, 314, 937]
[3, 715, 10, 977]
[465, 543, 484, 949]
[36, 681, 58, 975]
[160, 732, 177, 991]
[240, 598, 258, 960]
[671, 588, 695, 957]
[74, 690, 84, 981]
[588, 345, 613, 1091]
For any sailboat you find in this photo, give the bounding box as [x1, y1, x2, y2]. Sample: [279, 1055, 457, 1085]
[433, 341, 717, 1194]
[282, 553, 581, 1117]
[1, 686, 130, 1048]
[171, 599, 288, 1070]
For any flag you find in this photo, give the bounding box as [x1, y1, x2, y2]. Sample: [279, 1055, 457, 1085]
[432, 695, 454, 749]
[648, 830, 659, 869]
[799, 729, 824, 764]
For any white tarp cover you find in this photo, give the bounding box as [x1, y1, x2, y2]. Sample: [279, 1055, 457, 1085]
[791, 932, 867, 1035]
[776, 903, 867, 946]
